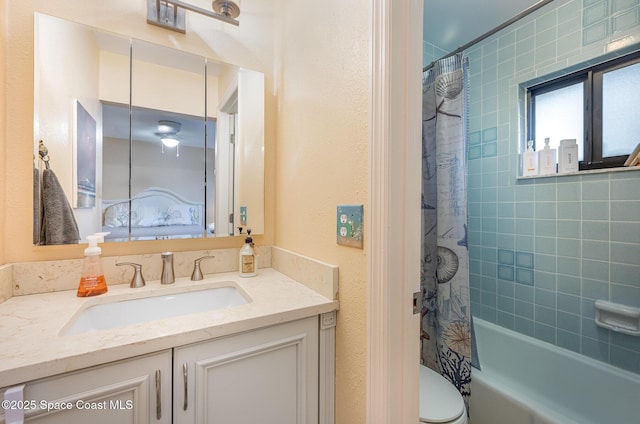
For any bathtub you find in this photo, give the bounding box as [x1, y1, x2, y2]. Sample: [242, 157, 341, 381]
[469, 318, 640, 424]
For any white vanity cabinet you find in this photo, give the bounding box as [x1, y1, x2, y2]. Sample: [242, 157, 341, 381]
[0, 350, 172, 424]
[2, 314, 334, 424]
[173, 316, 319, 424]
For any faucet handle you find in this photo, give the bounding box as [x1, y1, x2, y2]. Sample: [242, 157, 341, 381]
[116, 262, 146, 288]
[191, 256, 215, 281]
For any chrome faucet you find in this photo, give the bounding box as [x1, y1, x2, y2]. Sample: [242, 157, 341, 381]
[116, 262, 146, 288]
[160, 252, 175, 284]
[191, 256, 215, 281]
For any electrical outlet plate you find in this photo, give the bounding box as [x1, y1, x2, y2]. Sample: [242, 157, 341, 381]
[337, 205, 364, 248]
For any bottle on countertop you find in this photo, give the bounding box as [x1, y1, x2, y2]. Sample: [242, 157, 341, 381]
[522, 140, 538, 176]
[558, 138, 579, 174]
[538, 137, 557, 175]
[239, 229, 257, 277]
[77, 234, 108, 297]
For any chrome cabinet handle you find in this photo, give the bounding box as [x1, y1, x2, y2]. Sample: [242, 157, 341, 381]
[183, 363, 188, 411]
[155, 369, 161, 420]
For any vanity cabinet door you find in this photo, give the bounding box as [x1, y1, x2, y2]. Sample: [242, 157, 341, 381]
[173, 316, 319, 424]
[1, 350, 172, 424]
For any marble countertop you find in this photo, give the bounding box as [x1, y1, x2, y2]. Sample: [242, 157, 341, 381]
[0, 268, 338, 388]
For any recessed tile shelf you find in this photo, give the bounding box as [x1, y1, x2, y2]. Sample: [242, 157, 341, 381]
[595, 300, 640, 336]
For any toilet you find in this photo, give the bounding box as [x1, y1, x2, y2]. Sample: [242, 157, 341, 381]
[419, 365, 468, 424]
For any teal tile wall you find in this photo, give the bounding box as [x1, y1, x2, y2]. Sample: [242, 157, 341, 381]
[466, 0, 640, 374]
[423, 41, 448, 67]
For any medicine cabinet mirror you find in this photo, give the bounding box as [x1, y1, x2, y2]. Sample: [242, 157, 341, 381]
[33, 13, 265, 245]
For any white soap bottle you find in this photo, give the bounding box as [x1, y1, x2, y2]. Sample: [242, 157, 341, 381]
[538, 137, 557, 175]
[239, 229, 257, 277]
[522, 140, 538, 176]
[558, 139, 579, 174]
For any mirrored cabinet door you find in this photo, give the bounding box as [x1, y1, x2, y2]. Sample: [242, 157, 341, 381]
[34, 13, 265, 245]
[34, 14, 131, 245]
[126, 40, 207, 241]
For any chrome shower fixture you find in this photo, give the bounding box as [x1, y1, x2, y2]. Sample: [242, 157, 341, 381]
[147, 0, 240, 34]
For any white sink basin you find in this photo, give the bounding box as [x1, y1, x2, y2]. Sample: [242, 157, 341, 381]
[61, 284, 249, 336]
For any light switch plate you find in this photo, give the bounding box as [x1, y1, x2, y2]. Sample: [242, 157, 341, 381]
[337, 205, 364, 248]
[240, 206, 247, 226]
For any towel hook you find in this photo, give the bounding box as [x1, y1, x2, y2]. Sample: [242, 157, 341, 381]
[38, 140, 51, 169]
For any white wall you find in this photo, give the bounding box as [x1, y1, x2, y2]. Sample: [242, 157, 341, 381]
[237, 69, 265, 234]
[131, 59, 205, 118]
[103, 137, 211, 203]
[274, 1, 369, 421]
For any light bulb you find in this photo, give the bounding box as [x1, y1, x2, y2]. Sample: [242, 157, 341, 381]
[161, 137, 180, 148]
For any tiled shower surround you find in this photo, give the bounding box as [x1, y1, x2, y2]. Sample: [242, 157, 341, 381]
[458, 0, 640, 373]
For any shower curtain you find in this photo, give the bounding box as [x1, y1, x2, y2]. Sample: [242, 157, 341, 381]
[420, 53, 471, 409]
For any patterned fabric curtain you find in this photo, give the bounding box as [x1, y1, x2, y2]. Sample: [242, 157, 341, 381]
[420, 53, 471, 410]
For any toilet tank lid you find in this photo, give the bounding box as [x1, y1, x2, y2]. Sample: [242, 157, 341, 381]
[419, 365, 465, 423]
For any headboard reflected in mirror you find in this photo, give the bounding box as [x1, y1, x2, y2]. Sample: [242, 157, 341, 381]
[101, 187, 205, 242]
[33, 13, 265, 246]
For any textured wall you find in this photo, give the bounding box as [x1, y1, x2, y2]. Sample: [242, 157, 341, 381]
[0, 0, 6, 264]
[4, 0, 370, 421]
[466, 0, 640, 374]
[274, 0, 369, 422]
[423, 40, 448, 67]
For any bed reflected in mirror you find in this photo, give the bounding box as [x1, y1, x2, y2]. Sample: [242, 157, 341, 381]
[102, 104, 214, 241]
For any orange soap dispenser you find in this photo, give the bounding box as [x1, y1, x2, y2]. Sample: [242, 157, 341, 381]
[77, 234, 108, 297]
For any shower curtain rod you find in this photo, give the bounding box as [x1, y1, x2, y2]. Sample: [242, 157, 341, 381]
[423, 0, 554, 72]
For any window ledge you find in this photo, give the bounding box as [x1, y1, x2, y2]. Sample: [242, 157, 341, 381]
[517, 165, 640, 180]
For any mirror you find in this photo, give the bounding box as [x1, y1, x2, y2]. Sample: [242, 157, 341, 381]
[33, 13, 265, 245]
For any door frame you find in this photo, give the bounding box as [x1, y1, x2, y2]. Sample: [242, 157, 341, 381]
[216, 79, 239, 236]
[367, 0, 423, 422]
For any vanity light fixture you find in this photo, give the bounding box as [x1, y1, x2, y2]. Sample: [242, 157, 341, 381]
[211, 0, 241, 18]
[147, 0, 240, 34]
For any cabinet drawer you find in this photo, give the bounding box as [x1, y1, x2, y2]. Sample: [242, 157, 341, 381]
[1, 350, 172, 424]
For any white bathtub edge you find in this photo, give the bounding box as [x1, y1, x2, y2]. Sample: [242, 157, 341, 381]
[471, 365, 581, 424]
[476, 318, 639, 384]
[470, 317, 640, 424]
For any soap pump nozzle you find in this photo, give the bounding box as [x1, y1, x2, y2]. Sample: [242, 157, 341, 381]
[544, 137, 551, 149]
[84, 234, 102, 256]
